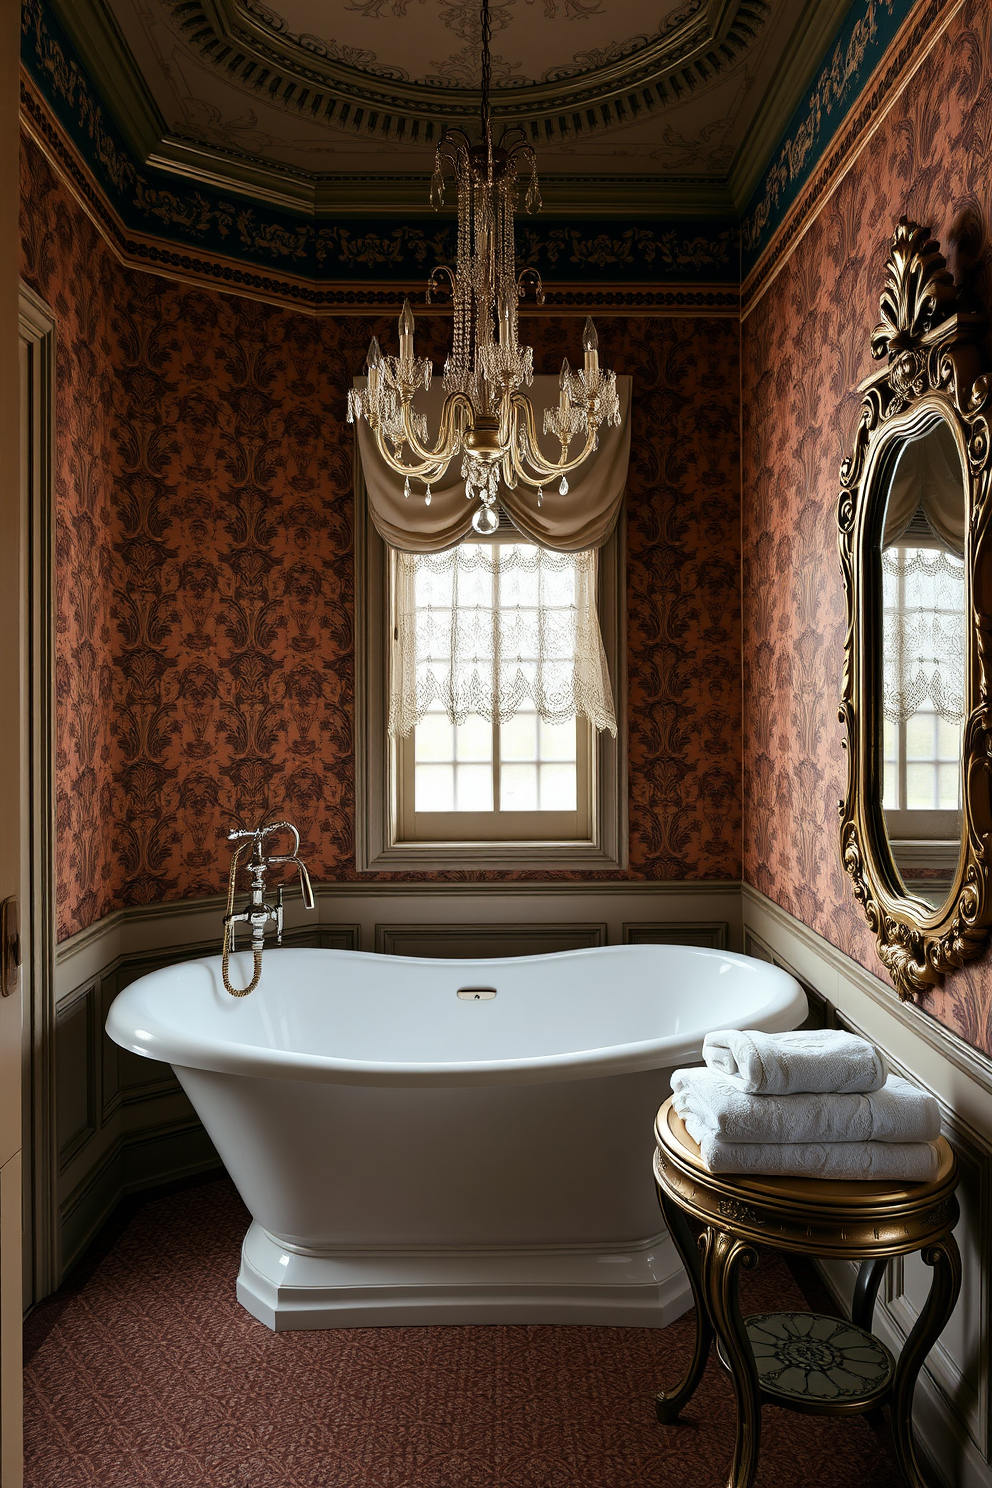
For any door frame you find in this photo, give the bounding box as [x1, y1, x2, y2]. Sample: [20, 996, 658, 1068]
[19, 286, 57, 1309]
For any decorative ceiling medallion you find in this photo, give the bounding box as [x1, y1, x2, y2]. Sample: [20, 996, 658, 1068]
[170, 0, 769, 145]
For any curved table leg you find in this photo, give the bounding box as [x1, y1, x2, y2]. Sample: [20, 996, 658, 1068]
[654, 1190, 714, 1423]
[890, 1235, 962, 1488]
[702, 1227, 761, 1488]
[852, 1255, 888, 1333]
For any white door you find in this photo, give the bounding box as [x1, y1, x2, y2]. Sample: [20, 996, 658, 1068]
[0, 0, 24, 1479]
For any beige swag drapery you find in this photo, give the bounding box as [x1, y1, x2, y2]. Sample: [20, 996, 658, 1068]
[354, 375, 631, 738]
[357, 374, 631, 553]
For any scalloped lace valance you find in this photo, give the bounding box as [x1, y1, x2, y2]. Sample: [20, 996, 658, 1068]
[357, 374, 631, 553]
[389, 543, 617, 738]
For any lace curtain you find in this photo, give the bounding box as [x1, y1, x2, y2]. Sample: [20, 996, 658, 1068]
[389, 544, 617, 738]
[882, 546, 966, 725]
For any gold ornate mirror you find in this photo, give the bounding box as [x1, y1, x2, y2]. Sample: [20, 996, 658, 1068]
[838, 218, 992, 1000]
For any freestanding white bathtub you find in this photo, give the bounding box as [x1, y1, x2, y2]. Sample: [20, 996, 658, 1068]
[106, 943, 806, 1331]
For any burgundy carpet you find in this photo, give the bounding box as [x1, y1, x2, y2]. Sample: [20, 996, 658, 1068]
[24, 1179, 902, 1487]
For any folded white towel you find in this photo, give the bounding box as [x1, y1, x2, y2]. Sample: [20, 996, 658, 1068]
[671, 1069, 940, 1145]
[703, 1028, 885, 1095]
[686, 1131, 942, 1182]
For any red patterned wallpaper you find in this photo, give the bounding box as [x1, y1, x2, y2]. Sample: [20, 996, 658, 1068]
[20, 137, 742, 941]
[741, 0, 992, 1056]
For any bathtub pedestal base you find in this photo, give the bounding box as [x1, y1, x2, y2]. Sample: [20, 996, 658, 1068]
[237, 1221, 691, 1331]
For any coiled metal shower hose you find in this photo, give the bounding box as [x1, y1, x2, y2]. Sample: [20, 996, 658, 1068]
[221, 840, 263, 997]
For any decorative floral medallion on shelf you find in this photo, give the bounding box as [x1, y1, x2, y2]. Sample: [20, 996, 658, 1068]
[746, 1312, 894, 1402]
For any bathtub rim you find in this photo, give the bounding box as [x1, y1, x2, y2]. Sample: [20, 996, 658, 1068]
[105, 943, 808, 1089]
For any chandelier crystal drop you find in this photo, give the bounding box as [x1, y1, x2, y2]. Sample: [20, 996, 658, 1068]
[345, 0, 620, 535]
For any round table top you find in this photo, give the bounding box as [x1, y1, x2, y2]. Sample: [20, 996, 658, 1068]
[654, 1097, 958, 1258]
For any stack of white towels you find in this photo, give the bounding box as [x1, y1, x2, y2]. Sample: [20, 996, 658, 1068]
[671, 1028, 942, 1181]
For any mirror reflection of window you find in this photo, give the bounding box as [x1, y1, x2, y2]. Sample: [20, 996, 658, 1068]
[880, 420, 966, 908]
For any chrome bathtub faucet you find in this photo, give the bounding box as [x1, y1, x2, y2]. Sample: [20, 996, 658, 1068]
[221, 820, 316, 997]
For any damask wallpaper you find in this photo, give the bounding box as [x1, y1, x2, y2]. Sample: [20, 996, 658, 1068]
[741, 0, 992, 1057]
[20, 135, 742, 942]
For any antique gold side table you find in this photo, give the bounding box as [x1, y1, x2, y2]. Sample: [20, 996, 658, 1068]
[652, 1097, 961, 1488]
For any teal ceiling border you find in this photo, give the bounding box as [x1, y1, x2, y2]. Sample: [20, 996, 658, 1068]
[21, 0, 739, 291]
[741, 0, 914, 274]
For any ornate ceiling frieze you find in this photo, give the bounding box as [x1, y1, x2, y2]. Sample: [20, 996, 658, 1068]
[170, 0, 770, 147]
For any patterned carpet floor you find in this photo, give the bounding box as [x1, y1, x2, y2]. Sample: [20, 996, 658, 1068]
[23, 1178, 903, 1487]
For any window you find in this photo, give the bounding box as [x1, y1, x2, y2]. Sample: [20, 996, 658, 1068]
[881, 539, 964, 837]
[356, 495, 627, 871]
[392, 537, 596, 843]
[881, 533, 964, 902]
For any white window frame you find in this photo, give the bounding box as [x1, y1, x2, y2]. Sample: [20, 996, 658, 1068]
[355, 472, 627, 871]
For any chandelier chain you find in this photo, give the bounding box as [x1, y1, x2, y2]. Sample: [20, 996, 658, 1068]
[480, 0, 492, 156]
[345, 0, 620, 535]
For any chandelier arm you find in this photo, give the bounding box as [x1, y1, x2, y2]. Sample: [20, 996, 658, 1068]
[400, 391, 474, 465]
[510, 395, 599, 479]
[373, 425, 447, 481]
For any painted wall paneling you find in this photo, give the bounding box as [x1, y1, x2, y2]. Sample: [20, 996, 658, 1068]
[623, 921, 728, 949]
[743, 888, 992, 1488]
[372, 924, 607, 959]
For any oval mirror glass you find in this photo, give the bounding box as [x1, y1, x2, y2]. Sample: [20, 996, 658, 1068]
[880, 419, 967, 911]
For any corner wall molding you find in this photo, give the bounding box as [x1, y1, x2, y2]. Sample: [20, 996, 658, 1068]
[741, 0, 963, 316]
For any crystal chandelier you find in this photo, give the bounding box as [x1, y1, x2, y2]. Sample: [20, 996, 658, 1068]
[346, 0, 620, 536]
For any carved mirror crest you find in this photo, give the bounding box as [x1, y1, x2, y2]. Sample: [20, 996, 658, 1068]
[838, 217, 992, 1000]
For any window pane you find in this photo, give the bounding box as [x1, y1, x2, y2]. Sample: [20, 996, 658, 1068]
[906, 763, 935, 810]
[454, 763, 492, 812]
[936, 717, 960, 762]
[539, 762, 576, 811]
[906, 712, 935, 761]
[414, 712, 453, 763]
[501, 712, 537, 762]
[454, 715, 492, 763]
[937, 763, 960, 811]
[882, 718, 898, 811]
[501, 763, 538, 812]
[416, 764, 454, 812]
[538, 718, 577, 762]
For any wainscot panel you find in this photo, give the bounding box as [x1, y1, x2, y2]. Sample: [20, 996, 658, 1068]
[743, 884, 992, 1488]
[623, 922, 728, 949]
[50, 881, 741, 1283]
[374, 924, 606, 958]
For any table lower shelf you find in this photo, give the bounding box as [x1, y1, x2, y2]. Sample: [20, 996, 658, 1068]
[712, 1311, 895, 1414]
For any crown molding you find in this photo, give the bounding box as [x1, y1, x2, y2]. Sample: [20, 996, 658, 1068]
[45, 0, 164, 163]
[727, 0, 853, 211]
[147, 135, 738, 217]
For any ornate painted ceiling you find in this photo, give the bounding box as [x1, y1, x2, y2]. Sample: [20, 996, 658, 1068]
[49, 0, 853, 213]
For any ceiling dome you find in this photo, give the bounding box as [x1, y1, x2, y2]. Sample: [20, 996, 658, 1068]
[170, 0, 770, 147]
